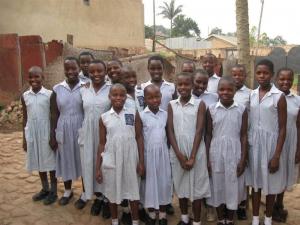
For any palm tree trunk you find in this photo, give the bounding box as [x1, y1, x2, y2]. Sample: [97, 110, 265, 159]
[236, 0, 252, 87]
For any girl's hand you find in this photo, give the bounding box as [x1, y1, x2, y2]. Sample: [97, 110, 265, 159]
[96, 169, 103, 184]
[185, 157, 195, 170]
[177, 153, 187, 170]
[295, 150, 300, 164]
[137, 161, 145, 178]
[268, 156, 280, 173]
[49, 135, 58, 151]
[207, 161, 212, 177]
[237, 159, 246, 177]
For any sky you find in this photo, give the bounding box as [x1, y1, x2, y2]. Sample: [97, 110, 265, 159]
[143, 0, 300, 44]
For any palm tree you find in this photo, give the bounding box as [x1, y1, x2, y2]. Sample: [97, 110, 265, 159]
[236, 0, 252, 87]
[159, 0, 183, 38]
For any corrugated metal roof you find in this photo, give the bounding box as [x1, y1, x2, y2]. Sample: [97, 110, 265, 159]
[205, 35, 237, 46]
[165, 37, 211, 50]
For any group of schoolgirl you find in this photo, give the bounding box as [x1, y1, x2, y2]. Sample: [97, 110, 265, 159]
[22, 50, 300, 225]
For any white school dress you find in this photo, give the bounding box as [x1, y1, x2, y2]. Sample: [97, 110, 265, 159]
[79, 83, 111, 199]
[234, 85, 251, 109]
[207, 101, 246, 210]
[192, 91, 218, 108]
[283, 93, 300, 189]
[169, 97, 211, 201]
[125, 86, 144, 112]
[207, 74, 220, 94]
[23, 87, 56, 172]
[247, 84, 286, 194]
[101, 107, 140, 204]
[141, 80, 175, 111]
[54, 80, 84, 181]
[79, 71, 91, 84]
[139, 107, 172, 209]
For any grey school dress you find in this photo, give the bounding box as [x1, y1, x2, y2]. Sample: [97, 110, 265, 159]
[79, 84, 111, 199]
[23, 87, 56, 172]
[247, 85, 286, 194]
[53, 80, 83, 181]
[101, 107, 140, 204]
[139, 107, 172, 209]
[207, 101, 246, 210]
[169, 97, 211, 201]
[283, 93, 300, 189]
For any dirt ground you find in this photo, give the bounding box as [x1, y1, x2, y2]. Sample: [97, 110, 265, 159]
[0, 131, 299, 225]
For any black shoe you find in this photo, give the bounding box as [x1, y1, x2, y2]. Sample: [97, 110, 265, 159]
[32, 189, 49, 201]
[177, 221, 190, 225]
[273, 203, 288, 222]
[121, 212, 132, 225]
[139, 208, 147, 222]
[166, 204, 174, 215]
[102, 201, 111, 219]
[237, 207, 247, 220]
[58, 192, 73, 206]
[74, 198, 87, 209]
[43, 192, 57, 205]
[90, 198, 103, 216]
[159, 218, 168, 225]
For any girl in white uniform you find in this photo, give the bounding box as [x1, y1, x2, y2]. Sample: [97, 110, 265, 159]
[206, 77, 248, 225]
[273, 68, 300, 222]
[247, 59, 287, 225]
[22, 66, 57, 205]
[168, 72, 210, 225]
[96, 84, 145, 225]
[137, 84, 172, 225]
[78, 60, 111, 216]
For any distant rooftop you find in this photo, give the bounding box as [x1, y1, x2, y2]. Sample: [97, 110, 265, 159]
[205, 35, 237, 46]
[165, 36, 211, 50]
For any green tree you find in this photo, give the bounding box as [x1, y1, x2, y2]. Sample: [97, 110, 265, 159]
[270, 36, 287, 46]
[209, 27, 223, 35]
[172, 15, 200, 37]
[158, 0, 183, 37]
[145, 25, 154, 39]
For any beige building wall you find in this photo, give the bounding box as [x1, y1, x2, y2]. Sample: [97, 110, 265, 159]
[210, 38, 235, 49]
[0, 0, 144, 49]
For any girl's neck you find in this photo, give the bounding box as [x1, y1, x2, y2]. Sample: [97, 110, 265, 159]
[259, 83, 272, 92]
[149, 106, 159, 114]
[112, 106, 123, 114]
[67, 79, 79, 90]
[32, 86, 42, 94]
[236, 84, 243, 91]
[221, 100, 234, 108]
[283, 90, 291, 95]
[151, 79, 163, 87]
[127, 88, 135, 98]
[180, 95, 192, 105]
[92, 81, 105, 92]
[192, 90, 204, 97]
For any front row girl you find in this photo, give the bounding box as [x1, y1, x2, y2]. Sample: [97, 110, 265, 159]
[96, 84, 145, 225]
[168, 72, 211, 225]
[206, 77, 248, 225]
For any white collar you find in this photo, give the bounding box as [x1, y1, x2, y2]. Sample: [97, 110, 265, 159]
[109, 106, 127, 115]
[216, 100, 238, 109]
[29, 86, 48, 95]
[144, 106, 163, 113]
[253, 84, 281, 96]
[210, 74, 220, 80]
[175, 95, 195, 106]
[61, 80, 83, 91]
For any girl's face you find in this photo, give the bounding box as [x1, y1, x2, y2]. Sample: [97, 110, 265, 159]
[148, 60, 163, 82]
[255, 65, 273, 87]
[109, 87, 127, 109]
[193, 74, 208, 96]
[107, 61, 122, 84]
[64, 60, 79, 84]
[218, 81, 235, 106]
[182, 63, 195, 73]
[202, 56, 216, 75]
[122, 71, 137, 91]
[89, 63, 106, 85]
[145, 88, 161, 110]
[79, 55, 93, 75]
[29, 71, 43, 91]
[177, 75, 193, 98]
[231, 67, 246, 89]
[276, 70, 294, 94]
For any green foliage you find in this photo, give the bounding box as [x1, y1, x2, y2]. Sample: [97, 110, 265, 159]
[210, 27, 223, 35]
[249, 26, 287, 47]
[145, 25, 154, 39]
[172, 15, 200, 37]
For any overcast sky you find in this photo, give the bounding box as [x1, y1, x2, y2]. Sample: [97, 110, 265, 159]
[143, 0, 300, 44]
